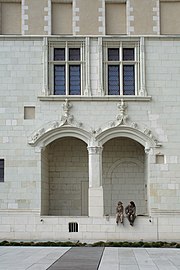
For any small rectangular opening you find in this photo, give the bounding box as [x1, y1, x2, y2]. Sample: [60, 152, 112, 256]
[69, 222, 78, 232]
[156, 154, 165, 164]
[24, 106, 35, 119]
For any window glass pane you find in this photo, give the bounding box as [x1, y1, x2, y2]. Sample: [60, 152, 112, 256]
[123, 48, 134, 61]
[69, 65, 81, 95]
[123, 65, 135, 95]
[0, 159, 4, 182]
[54, 65, 66, 95]
[108, 48, 119, 61]
[69, 48, 80, 61]
[108, 65, 120, 95]
[54, 48, 65, 61]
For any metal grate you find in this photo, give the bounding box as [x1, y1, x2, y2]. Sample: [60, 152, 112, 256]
[69, 222, 78, 232]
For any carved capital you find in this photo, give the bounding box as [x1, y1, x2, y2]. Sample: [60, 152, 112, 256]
[87, 146, 103, 155]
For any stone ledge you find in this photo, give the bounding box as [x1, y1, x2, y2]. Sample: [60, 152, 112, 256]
[38, 95, 152, 102]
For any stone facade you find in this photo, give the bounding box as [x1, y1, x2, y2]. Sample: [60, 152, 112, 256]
[0, 0, 180, 242]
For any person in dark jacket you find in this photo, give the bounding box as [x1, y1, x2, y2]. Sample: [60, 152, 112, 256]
[125, 201, 136, 226]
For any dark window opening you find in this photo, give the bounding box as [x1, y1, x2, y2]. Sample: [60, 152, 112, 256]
[108, 48, 119, 61]
[69, 65, 81, 95]
[0, 159, 4, 182]
[54, 48, 65, 61]
[123, 48, 134, 61]
[69, 48, 80, 61]
[123, 65, 135, 95]
[54, 65, 66, 95]
[108, 65, 120, 95]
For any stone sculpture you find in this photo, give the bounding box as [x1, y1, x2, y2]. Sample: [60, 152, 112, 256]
[116, 201, 124, 224]
[125, 201, 136, 226]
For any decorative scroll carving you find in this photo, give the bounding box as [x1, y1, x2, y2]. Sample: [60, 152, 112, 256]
[91, 100, 161, 148]
[28, 99, 161, 151]
[60, 99, 82, 128]
[28, 99, 82, 145]
[60, 99, 72, 125]
[90, 128, 102, 143]
[111, 99, 129, 127]
[31, 128, 45, 143]
[143, 128, 159, 145]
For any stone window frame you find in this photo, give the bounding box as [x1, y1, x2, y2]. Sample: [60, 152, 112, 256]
[102, 37, 147, 97]
[40, 37, 148, 101]
[47, 38, 89, 96]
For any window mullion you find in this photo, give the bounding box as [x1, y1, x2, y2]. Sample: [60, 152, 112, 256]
[65, 44, 68, 95]
[106, 63, 108, 95]
[52, 63, 54, 94]
[80, 44, 83, 95]
[120, 45, 123, 95]
[136, 45, 140, 95]
[135, 63, 138, 95]
[105, 45, 108, 94]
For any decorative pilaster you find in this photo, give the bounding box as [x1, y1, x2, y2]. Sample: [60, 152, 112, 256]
[139, 37, 147, 96]
[73, 0, 80, 35]
[42, 37, 48, 95]
[98, 37, 104, 95]
[87, 145, 104, 217]
[98, 0, 105, 35]
[44, 0, 51, 35]
[153, 0, 160, 35]
[84, 37, 91, 96]
[22, 0, 28, 35]
[127, 0, 134, 35]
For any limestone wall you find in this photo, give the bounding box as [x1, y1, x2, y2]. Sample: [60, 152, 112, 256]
[0, 36, 180, 241]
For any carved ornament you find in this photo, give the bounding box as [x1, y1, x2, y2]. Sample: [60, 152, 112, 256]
[28, 99, 82, 145]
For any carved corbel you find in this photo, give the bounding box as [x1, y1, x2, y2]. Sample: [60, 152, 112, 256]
[144, 142, 153, 154]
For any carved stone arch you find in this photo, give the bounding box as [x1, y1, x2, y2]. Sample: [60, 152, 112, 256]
[38, 126, 90, 217]
[96, 126, 160, 150]
[28, 125, 91, 147]
[107, 158, 144, 179]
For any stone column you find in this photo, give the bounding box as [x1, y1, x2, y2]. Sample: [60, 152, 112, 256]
[87, 146, 104, 217]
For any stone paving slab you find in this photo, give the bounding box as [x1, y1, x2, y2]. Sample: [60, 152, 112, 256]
[0, 247, 70, 270]
[99, 248, 180, 270]
[0, 247, 180, 270]
[47, 247, 104, 270]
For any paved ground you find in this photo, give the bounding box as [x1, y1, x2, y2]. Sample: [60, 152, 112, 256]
[0, 246, 180, 270]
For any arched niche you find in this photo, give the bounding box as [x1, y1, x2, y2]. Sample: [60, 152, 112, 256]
[102, 137, 147, 216]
